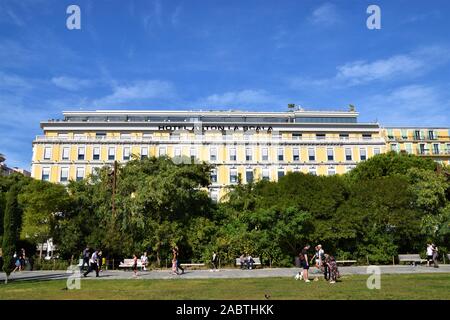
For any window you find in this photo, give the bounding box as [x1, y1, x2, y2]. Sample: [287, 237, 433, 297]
[345, 148, 352, 161]
[58, 133, 68, 139]
[143, 133, 152, 140]
[405, 144, 412, 154]
[174, 147, 181, 157]
[93, 147, 100, 160]
[262, 148, 269, 161]
[210, 190, 219, 203]
[374, 147, 381, 155]
[229, 148, 236, 161]
[96, 132, 106, 139]
[360, 148, 367, 161]
[76, 167, 85, 181]
[140, 147, 148, 160]
[327, 148, 334, 161]
[78, 147, 85, 160]
[44, 147, 52, 160]
[190, 147, 197, 162]
[262, 169, 270, 180]
[414, 130, 421, 140]
[309, 167, 317, 175]
[211, 169, 217, 183]
[121, 147, 129, 161]
[277, 148, 284, 161]
[429, 130, 435, 140]
[316, 133, 326, 140]
[419, 144, 426, 154]
[391, 144, 398, 152]
[308, 148, 315, 161]
[340, 133, 349, 140]
[292, 133, 302, 140]
[229, 169, 238, 184]
[447, 144, 450, 154]
[433, 144, 440, 155]
[277, 170, 285, 179]
[74, 133, 85, 140]
[245, 148, 252, 161]
[106, 147, 115, 160]
[362, 134, 372, 140]
[246, 170, 253, 183]
[159, 147, 166, 156]
[293, 148, 300, 161]
[60, 167, 69, 183]
[121, 133, 131, 140]
[62, 147, 70, 160]
[42, 168, 50, 181]
[210, 147, 217, 161]
[401, 129, 408, 140]
[328, 167, 336, 176]
[170, 133, 180, 141]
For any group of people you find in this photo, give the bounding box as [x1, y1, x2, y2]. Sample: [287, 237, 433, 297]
[80, 246, 104, 277]
[296, 244, 340, 284]
[239, 253, 255, 270]
[12, 248, 27, 272]
[426, 243, 439, 268]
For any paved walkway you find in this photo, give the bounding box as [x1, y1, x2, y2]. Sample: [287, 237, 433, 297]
[1, 265, 449, 282]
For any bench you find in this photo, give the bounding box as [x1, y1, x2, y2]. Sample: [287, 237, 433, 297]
[235, 257, 261, 269]
[179, 263, 205, 270]
[119, 259, 143, 270]
[336, 260, 357, 265]
[398, 254, 426, 265]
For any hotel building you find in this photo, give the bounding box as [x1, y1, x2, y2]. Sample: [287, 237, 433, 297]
[382, 127, 450, 165]
[32, 108, 387, 200]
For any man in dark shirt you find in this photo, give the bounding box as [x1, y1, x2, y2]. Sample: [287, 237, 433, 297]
[80, 246, 90, 271]
[299, 245, 311, 283]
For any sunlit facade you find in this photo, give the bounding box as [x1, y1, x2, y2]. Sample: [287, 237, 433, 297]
[383, 127, 450, 165]
[32, 108, 388, 200]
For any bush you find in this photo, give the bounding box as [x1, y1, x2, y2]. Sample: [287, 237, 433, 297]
[33, 258, 70, 270]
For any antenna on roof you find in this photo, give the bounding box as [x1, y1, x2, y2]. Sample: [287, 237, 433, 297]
[349, 104, 356, 112]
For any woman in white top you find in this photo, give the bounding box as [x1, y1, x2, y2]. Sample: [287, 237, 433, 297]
[140, 252, 149, 271]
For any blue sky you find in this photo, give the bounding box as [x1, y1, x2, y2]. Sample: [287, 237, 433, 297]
[1, 0, 450, 169]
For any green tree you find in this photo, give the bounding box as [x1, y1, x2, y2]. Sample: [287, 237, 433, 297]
[19, 180, 71, 259]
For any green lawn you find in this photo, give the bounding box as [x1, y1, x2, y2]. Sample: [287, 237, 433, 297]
[0, 274, 449, 300]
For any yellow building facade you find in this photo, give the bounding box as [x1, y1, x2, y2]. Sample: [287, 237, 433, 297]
[32, 109, 388, 200]
[382, 127, 450, 165]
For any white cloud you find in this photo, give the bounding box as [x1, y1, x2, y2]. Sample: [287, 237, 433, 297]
[93, 80, 175, 106]
[291, 46, 450, 88]
[51, 76, 95, 91]
[309, 3, 340, 26]
[359, 85, 450, 126]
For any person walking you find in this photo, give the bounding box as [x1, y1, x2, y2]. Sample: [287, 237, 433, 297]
[141, 252, 149, 271]
[432, 244, 439, 268]
[315, 245, 324, 270]
[97, 250, 103, 272]
[211, 251, 219, 272]
[175, 246, 185, 275]
[132, 254, 139, 277]
[299, 245, 311, 283]
[83, 250, 99, 277]
[426, 243, 434, 267]
[327, 255, 340, 284]
[81, 246, 90, 271]
[171, 247, 179, 275]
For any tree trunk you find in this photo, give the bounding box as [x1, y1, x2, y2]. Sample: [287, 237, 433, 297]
[39, 243, 43, 259]
[156, 248, 160, 267]
[4, 274, 8, 284]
